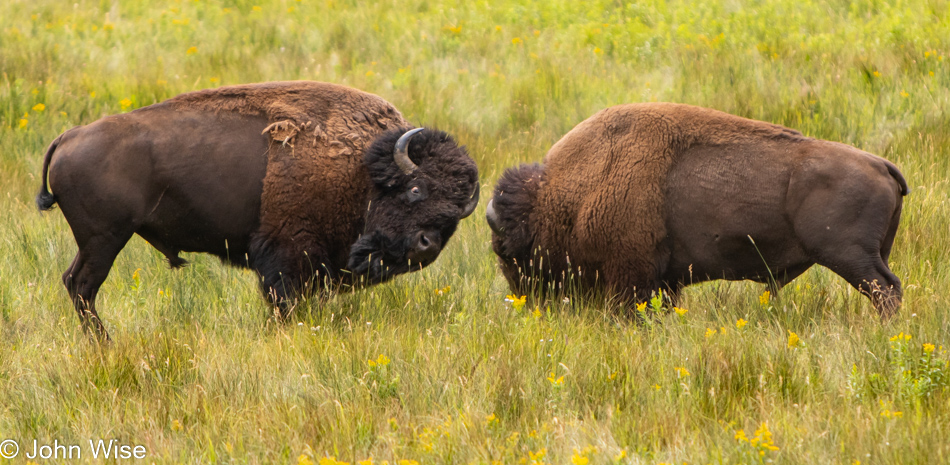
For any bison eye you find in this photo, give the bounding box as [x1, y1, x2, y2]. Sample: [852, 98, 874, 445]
[407, 184, 427, 202]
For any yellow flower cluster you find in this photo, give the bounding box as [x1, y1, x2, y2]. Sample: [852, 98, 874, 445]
[367, 354, 390, 368]
[879, 400, 903, 419]
[735, 422, 780, 455]
[787, 330, 801, 348]
[570, 446, 596, 465]
[505, 294, 526, 310]
[890, 332, 912, 342]
[317, 457, 348, 465]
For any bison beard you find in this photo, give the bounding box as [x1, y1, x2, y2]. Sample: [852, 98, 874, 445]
[488, 102, 908, 319]
[35, 82, 479, 342]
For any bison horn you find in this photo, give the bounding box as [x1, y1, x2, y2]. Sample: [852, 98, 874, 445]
[485, 199, 503, 234]
[394, 127, 424, 175]
[460, 181, 480, 219]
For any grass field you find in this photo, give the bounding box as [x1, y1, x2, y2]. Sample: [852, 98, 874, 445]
[2, 0, 949, 463]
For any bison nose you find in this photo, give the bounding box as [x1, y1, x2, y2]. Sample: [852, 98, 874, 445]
[408, 230, 441, 264]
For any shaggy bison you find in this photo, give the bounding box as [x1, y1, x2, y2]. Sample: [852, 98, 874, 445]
[486, 103, 907, 317]
[38, 81, 479, 340]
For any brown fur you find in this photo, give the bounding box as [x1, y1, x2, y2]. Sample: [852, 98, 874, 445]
[489, 103, 908, 317]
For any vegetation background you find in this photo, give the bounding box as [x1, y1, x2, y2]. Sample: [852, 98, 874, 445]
[1, 0, 949, 463]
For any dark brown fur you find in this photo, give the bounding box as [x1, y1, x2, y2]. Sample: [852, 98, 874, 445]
[37, 81, 479, 340]
[488, 103, 908, 318]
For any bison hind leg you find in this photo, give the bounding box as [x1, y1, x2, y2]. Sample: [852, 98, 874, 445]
[62, 232, 132, 343]
[816, 249, 902, 319]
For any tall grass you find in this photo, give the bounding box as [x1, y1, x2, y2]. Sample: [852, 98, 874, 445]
[1, 0, 949, 463]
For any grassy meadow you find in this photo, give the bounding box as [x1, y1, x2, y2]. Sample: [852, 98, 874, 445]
[2, 0, 950, 463]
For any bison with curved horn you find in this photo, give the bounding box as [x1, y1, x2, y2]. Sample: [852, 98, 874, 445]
[487, 103, 907, 318]
[37, 81, 479, 341]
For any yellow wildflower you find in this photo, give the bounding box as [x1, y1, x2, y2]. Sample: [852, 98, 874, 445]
[506, 294, 527, 310]
[900, 90, 909, 98]
[252, 5, 262, 12]
[705, 327, 717, 339]
[674, 366, 690, 378]
[570, 450, 589, 465]
[171, 419, 183, 431]
[120, 98, 133, 110]
[614, 450, 627, 461]
[787, 330, 801, 348]
[673, 307, 688, 316]
[890, 332, 912, 342]
[547, 372, 564, 386]
[186, 46, 198, 55]
[512, 37, 522, 45]
[32, 103, 45, 112]
[759, 290, 770, 306]
[319, 457, 349, 465]
[923, 343, 936, 354]
[368, 354, 390, 368]
[436, 285, 451, 296]
[19, 118, 28, 129]
[358, 459, 374, 465]
[736, 318, 748, 329]
[529, 448, 546, 461]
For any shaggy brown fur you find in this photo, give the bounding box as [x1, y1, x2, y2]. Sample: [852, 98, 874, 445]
[37, 81, 479, 341]
[488, 103, 908, 318]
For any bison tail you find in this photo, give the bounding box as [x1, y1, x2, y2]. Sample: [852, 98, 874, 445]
[36, 134, 61, 211]
[884, 160, 910, 196]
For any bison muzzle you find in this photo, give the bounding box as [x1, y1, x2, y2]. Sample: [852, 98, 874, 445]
[37, 81, 479, 341]
[487, 103, 908, 318]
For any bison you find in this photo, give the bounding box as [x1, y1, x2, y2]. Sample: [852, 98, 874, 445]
[486, 103, 908, 318]
[37, 81, 479, 340]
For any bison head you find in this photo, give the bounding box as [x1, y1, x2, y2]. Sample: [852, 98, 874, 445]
[348, 127, 479, 284]
[486, 163, 546, 295]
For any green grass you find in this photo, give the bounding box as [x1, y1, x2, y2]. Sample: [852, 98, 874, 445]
[2, 0, 950, 463]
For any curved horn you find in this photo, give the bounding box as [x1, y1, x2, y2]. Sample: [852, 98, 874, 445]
[394, 127, 424, 175]
[459, 181, 480, 219]
[485, 199, 503, 233]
